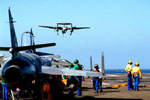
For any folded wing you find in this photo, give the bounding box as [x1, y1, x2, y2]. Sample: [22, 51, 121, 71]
[42, 67, 102, 77]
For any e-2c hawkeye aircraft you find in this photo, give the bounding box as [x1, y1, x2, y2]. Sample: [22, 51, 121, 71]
[0, 8, 101, 99]
[39, 23, 90, 35]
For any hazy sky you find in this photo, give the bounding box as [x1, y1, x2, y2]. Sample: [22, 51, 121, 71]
[0, 0, 150, 69]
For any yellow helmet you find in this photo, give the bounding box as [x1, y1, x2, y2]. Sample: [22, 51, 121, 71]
[128, 60, 132, 64]
[135, 62, 140, 66]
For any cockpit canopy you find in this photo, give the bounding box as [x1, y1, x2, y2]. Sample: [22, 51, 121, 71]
[21, 32, 34, 46]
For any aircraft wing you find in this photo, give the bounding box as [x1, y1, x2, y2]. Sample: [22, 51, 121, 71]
[71, 27, 90, 30]
[0, 54, 9, 66]
[42, 66, 102, 77]
[39, 25, 62, 30]
[35, 52, 61, 58]
[51, 59, 71, 67]
[41, 55, 61, 59]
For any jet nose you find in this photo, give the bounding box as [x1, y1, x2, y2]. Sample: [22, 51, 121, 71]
[5, 65, 21, 84]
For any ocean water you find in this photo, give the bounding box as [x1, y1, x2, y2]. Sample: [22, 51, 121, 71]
[105, 69, 150, 74]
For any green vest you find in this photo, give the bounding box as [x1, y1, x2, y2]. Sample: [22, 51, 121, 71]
[73, 64, 82, 70]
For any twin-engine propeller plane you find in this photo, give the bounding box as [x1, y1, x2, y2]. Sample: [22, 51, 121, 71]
[0, 8, 101, 99]
[39, 23, 90, 35]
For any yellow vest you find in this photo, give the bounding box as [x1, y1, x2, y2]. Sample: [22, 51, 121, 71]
[125, 64, 132, 73]
[132, 66, 142, 78]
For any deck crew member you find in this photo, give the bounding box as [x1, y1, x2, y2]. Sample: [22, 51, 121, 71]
[98, 68, 103, 92]
[1, 81, 8, 100]
[125, 60, 133, 90]
[132, 62, 142, 91]
[73, 59, 82, 96]
[92, 64, 100, 93]
[16, 87, 20, 100]
[69, 63, 74, 69]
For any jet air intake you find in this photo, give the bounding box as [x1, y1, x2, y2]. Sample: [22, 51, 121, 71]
[5, 65, 21, 84]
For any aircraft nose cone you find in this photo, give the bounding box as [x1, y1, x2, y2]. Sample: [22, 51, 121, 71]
[5, 65, 21, 84]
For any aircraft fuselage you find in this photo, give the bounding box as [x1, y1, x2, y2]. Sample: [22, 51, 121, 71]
[1, 52, 51, 86]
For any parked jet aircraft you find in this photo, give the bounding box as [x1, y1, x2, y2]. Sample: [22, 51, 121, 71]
[51, 58, 71, 67]
[39, 23, 90, 35]
[0, 8, 101, 99]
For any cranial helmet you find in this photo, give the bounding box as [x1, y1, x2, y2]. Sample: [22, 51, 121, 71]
[135, 62, 140, 66]
[94, 64, 99, 68]
[128, 60, 132, 64]
[74, 59, 79, 63]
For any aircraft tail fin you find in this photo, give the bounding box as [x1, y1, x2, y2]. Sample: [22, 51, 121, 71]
[30, 28, 36, 52]
[0, 8, 19, 53]
[0, 8, 56, 53]
[30, 28, 35, 46]
[8, 8, 18, 48]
